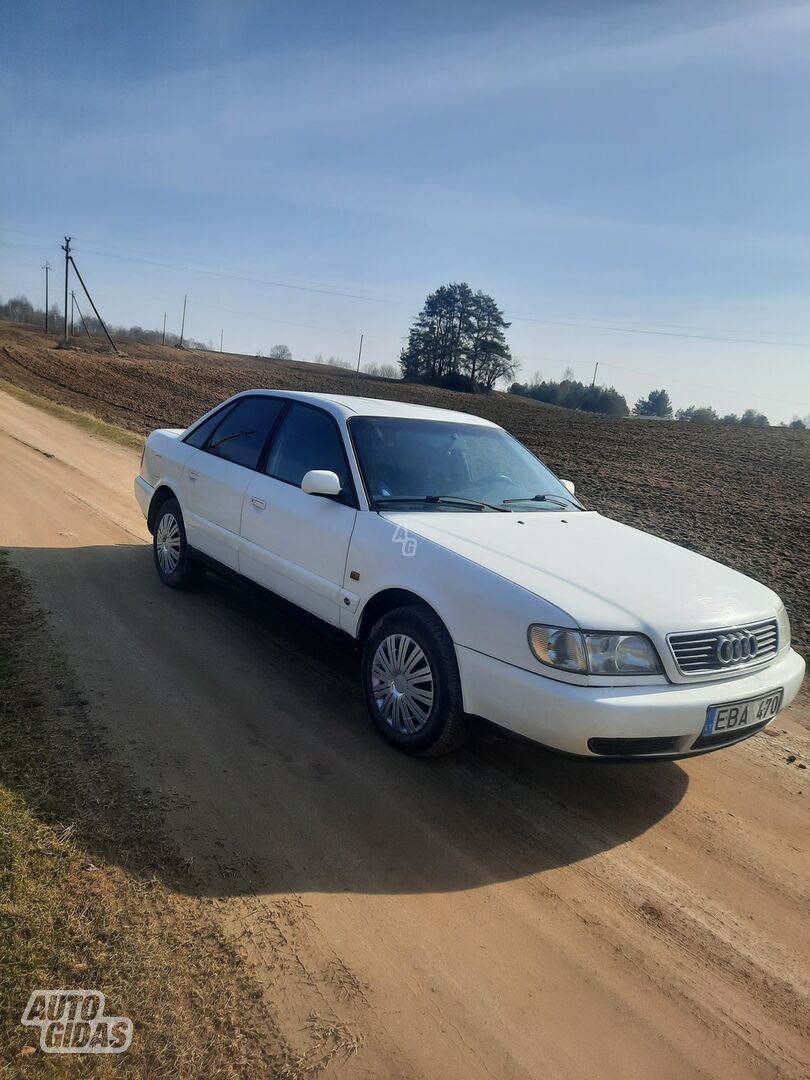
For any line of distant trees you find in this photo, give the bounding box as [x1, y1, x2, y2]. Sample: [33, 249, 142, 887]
[507, 381, 805, 428]
[509, 371, 629, 417]
[0, 294, 208, 350]
[1, 296, 403, 379]
[631, 388, 808, 428]
[310, 353, 399, 379]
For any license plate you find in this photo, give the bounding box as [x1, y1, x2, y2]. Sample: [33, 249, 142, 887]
[703, 689, 783, 738]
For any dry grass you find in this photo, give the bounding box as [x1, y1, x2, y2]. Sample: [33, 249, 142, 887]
[0, 553, 289, 1076]
[0, 377, 144, 453]
[279, 1014, 363, 1078]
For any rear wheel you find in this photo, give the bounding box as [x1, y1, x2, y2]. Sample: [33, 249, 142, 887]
[361, 605, 468, 756]
[152, 498, 199, 588]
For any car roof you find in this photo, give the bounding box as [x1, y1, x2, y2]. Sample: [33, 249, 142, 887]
[229, 388, 499, 427]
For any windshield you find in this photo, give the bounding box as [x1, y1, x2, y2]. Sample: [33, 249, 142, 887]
[349, 417, 580, 512]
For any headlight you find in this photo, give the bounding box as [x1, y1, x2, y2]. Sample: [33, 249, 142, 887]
[777, 604, 791, 649]
[528, 625, 662, 675]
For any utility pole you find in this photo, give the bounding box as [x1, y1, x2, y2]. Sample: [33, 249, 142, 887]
[61, 237, 72, 341]
[179, 294, 187, 347]
[68, 254, 117, 352]
[73, 293, 91, 338]
[354, 333, 364, 385]
[220, 329, 223, 353]
[162, 312, 167, 346]
[591, 361, 599, 388]
[70, 290, 75, 337]
[42, 262, 50, 332]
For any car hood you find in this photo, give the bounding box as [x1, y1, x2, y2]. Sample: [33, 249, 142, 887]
[384, 510, 779, 634]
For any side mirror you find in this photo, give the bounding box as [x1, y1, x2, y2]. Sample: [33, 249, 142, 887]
[302, 469, 341, 497]
[560, 479, 576, 496]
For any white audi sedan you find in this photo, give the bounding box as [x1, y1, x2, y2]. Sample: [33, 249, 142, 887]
[135, 390, 804, 758]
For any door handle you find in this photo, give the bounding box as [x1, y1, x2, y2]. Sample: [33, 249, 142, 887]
[250, 497, 267, 510]
[188, 470, 198, 483]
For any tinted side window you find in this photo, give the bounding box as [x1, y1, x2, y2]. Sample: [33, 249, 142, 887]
[184, 403, 234, 449]
[266, 404, 350, 490]
[207, 397, 284, 469]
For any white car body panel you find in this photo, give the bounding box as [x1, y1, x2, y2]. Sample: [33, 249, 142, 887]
[180, 447, 251, 570]
[339, 510, 574, 658]
[134, 390, 805, 758]
[457, 644, 806, 756]
[374, 510, 784, 686]
[240, 470, 357, 626]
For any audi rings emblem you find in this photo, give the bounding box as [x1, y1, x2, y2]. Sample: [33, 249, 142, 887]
[715, 631, 759, 665]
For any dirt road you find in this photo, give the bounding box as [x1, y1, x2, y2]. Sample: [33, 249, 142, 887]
[1, 388, 808, 1079]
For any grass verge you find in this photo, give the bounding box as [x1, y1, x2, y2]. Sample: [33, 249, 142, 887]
[0, 552, 286, 1076]
[0, 378, 143, 453]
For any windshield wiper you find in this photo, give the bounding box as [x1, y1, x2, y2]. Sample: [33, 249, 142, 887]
[501, 493, 580, 509]
[373, 495, 509, 513]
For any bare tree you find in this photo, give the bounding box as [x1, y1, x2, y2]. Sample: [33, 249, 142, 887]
[268, 344, 292, 360]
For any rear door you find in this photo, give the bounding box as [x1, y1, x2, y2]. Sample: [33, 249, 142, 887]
[180, 396, 284, 569]
[240, 402, 358, 625]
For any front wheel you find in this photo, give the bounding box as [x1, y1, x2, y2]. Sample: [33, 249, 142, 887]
[361, 605, 468, 756]
[152, 498, 199, 588]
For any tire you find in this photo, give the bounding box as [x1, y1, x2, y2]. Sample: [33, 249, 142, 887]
[361, 605, 469, 756]
[152, 498, 199, 589]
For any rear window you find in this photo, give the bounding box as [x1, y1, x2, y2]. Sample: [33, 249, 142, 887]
[207, 397, 285, 470]
[184, 403, 234, 449]
[186, 397, 285, 470]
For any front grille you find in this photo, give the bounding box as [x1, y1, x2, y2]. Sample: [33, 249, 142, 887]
[668, 618, 778, 676]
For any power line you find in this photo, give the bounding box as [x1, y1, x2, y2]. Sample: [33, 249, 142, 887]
[72, 244, 401, 305]
[0, 230, 402, 300]
[519, 353, 810, 409]
[508, 306, 810, 340]
[594, 361, 810, 409]
[511, 314, 810, 349]
[70, 239, 810, 346]
[185, 297, 400, 343]
[69, 245, 810, 348]
[74, 236, 406, 301]
[5, 233, 810, 348]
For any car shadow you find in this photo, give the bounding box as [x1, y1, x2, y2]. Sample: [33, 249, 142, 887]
[5, 542, 690, 899]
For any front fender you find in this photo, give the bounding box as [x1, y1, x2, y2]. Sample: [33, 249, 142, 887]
[345, 513, 574, 672]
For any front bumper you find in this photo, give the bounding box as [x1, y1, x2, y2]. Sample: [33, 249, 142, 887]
[456, 644, 806, 758]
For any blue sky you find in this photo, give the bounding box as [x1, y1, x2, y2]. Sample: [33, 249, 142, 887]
[3, 0, 810, 421]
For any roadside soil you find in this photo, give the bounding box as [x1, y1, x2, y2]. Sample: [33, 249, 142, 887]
[0, 555, 289, 1077]
[0, 385, 808, 1078]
